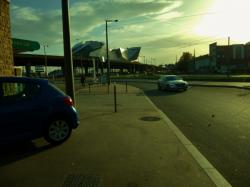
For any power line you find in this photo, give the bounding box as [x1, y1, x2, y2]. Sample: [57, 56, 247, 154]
[118, 11, 217, 26]
[178, 36, 224, 48]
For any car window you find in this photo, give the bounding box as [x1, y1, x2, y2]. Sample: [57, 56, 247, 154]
[164, 76, 182, 81]
[48, 82, 65, 95]
[0, 82, 41, 103]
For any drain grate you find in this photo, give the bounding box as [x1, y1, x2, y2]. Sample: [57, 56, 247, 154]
[140, 116, 161, 122]
[62, 174, 101, 187]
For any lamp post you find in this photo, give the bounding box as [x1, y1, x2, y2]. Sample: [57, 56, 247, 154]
[105, 19, 118, 85]
[43, 44, 48, 77]
[140, 56, 146, 64]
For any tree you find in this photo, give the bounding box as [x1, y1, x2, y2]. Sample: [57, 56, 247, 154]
[176, 52, 194, 73]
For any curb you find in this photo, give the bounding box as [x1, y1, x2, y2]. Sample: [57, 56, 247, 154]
[113, 79, 250, 90]
[143, 94, 232, 187]
[189, 84, 250, 90]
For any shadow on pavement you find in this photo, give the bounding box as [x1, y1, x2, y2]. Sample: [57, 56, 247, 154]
[80, 112, 113, 120]
[0, 140, 54, 167]
[237, 92, 250, 97]
[143, 89, 184, 97]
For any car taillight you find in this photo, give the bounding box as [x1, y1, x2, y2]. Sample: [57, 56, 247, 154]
[64, 97, 73, 106]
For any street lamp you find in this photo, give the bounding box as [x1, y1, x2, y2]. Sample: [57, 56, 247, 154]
[43, 44, 48, 77]
[105, 19, 118, 85]
[140, 56, 146, 64]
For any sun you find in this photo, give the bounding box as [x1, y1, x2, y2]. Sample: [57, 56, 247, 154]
[193, 0, 250, 43]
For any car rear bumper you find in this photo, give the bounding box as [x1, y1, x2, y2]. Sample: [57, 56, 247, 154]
[69, 107, 80, 129]
[168, 85, 188, 91]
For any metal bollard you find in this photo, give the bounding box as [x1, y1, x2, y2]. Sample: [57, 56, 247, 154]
[88, 83, 91, 93]
[114, 85, 117, 113]
[126, 82, 128, 93]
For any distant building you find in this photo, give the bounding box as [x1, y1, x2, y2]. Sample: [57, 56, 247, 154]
[209, 42, 250, 73]
[72, 41, 141, 63]
[110, 47, 141, 62]
[244, 42, 250, 60]
[194, 42, 250, 73]
[72, 41, 104, 57]
[188, 59, 196, 73]
[195, 55, 211, 73]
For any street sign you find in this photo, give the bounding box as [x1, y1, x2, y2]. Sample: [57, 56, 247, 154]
[35, 66, 44, 73]
[12, 38, 40, 53]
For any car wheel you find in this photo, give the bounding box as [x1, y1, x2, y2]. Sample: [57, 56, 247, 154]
[44, 118, 72, 144]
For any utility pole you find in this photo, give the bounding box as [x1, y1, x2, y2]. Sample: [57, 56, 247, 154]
[227, 36, 230, 77]
[193, 48, 196, 73]
[61, 0, 75, 103]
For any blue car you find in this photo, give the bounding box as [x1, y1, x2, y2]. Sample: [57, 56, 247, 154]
[0, 77, 79, 144]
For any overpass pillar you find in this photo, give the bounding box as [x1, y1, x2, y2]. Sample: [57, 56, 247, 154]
[128, 66, 133, 74]
[61, 65, 65, 76]
[119, 68, 123, 73]
[25, 62, 31, 77]
[95, 59, 99, 75]
[84, 65, 88, 75]
[92, 58, 96, 80]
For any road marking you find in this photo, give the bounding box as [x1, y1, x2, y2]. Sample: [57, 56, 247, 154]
[143, 94, 232, 187]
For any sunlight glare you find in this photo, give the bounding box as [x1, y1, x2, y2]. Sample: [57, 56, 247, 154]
[194, 0, 250, 43]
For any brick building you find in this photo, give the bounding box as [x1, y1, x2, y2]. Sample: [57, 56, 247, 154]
[209, 42, 250, 73]
[0, 0, 14, 76]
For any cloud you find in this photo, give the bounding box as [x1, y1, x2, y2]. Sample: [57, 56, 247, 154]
[154, 11, 183, 21]
[11, 5, 41, 21]
[112, 24, 144, 33]
[70, 3, 94, 17]
[10, 4, 63, 56]
[138, 33, 223, 64]
[10, 0, 185, 59]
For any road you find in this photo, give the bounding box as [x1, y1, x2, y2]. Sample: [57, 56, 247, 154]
[128, 82, 250, 187]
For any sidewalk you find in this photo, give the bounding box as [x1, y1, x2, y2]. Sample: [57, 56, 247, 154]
[0, 84, 231, 187]
[73, 84, 230, 187]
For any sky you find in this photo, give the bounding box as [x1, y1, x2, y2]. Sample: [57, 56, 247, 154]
[10, 0, 250, 65]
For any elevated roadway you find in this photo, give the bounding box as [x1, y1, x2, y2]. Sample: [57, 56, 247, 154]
[14, 53, 157, 73]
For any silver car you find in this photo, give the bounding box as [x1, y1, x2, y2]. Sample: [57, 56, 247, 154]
[157, 75, 188, 91]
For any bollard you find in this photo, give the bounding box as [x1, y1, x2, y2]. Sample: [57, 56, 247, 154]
[88, 83, 91, 93]
[107, 84, 110, 95]
[126, 82, 128, 93]
[114, 85, 117, 113]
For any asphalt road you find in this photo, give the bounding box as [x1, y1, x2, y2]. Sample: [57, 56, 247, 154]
[128, 82, 250, 187]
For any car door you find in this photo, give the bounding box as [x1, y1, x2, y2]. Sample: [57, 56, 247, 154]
[0, 80, 44, 143]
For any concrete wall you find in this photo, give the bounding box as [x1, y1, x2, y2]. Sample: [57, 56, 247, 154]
[0, 0, 14, 76]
